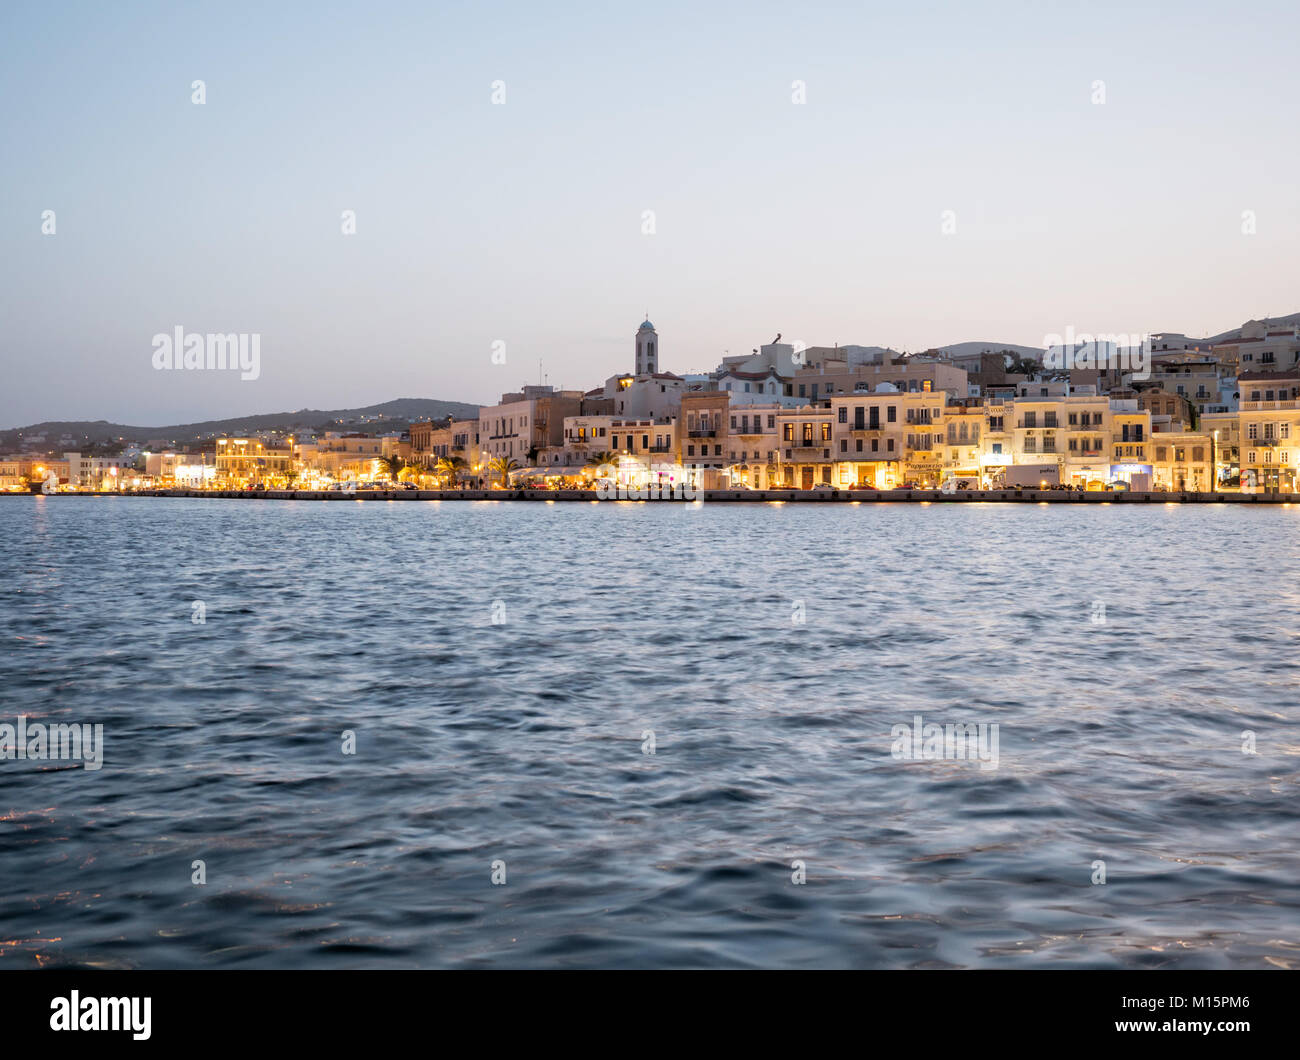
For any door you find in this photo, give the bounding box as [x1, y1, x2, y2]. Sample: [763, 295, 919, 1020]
[801, 467, 814, 490]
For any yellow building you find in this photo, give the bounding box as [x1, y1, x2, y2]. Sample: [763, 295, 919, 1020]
[1238, 371, 1300, 492]
[1150, 432, 1213, 491]
[829, 391, 905, 488]
[215, 438, 295, 487]
[777, 406, 834, 488]
[1201, 411, 1239, 488]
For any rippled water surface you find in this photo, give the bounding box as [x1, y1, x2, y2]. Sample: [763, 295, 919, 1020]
[1, 495, 1297, 968]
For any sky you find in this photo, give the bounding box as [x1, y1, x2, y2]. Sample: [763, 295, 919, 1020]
[2, 0, 1298, 428]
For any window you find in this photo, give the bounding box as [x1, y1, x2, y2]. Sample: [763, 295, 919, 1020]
[838, 407, 847, 423]
[887, 406, 897, 422]
[783, 424, 794, 441]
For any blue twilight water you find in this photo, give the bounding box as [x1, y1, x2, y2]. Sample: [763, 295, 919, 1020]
[0, 495, 1297, 969]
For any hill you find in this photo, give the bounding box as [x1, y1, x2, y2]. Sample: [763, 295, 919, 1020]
[1, 398, 481, 451]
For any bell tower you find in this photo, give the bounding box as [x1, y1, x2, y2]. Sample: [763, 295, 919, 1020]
[636, 318, 657, 376]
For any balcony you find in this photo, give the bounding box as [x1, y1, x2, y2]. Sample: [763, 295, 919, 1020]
[648, 444, 673, 453]
[850, 423, 885, 433]
[688, 429, 717, 438]
[1241, 399, 1298, 410]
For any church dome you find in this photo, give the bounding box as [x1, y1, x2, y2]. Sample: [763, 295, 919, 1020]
[639, 319, 655, 331]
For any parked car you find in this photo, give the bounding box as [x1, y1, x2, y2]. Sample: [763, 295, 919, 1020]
[811, 483, 833, 492]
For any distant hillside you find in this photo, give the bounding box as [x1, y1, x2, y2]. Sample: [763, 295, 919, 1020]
[1, 398, 481, 451]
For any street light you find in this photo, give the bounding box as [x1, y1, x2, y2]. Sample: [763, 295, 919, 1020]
[1212, 429, 1219, 493]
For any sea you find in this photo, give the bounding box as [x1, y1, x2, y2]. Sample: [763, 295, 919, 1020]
[0, 495, 1296, 968]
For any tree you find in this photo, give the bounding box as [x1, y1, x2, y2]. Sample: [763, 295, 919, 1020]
[435, 456, 467, 487]
[402, 460, 430, 485]
[584, 451, 617, 475]
[377, 454, 406, 480]
[489, 456, 519, 487]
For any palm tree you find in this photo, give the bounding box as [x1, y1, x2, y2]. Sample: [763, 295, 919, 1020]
[435, 455, 468, 488]
[584, 450, 617, 475]
[377, 454, 406, 480]
[402, 460, 430, 485]
[489, 456, 520, 487]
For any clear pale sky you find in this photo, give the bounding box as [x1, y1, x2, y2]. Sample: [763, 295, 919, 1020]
[2, 0, 1297, 427]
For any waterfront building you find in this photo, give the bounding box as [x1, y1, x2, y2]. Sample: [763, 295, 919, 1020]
[1200, 411, 1239, 487]
[1108, 400, 1154, 489]
[478, 386, 584, 472]
[724, 403, 782, 488]
[143, 451, 211, 487]
[776, 405, 835, 489]
[292, 433, 379, 482]
[828, 388, 905, 489]
[540, 414, 677, 483]
[64, 453, 135, 490]
[1150, 432, 1214, 491]
[678, 391, 729, 488]
[1237, 370, 1300, 492]
[215, 438, 295, 486]
[939, 402, 985, 485]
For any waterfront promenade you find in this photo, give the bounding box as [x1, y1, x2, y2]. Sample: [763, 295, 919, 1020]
[11, 488, 1300, 504]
